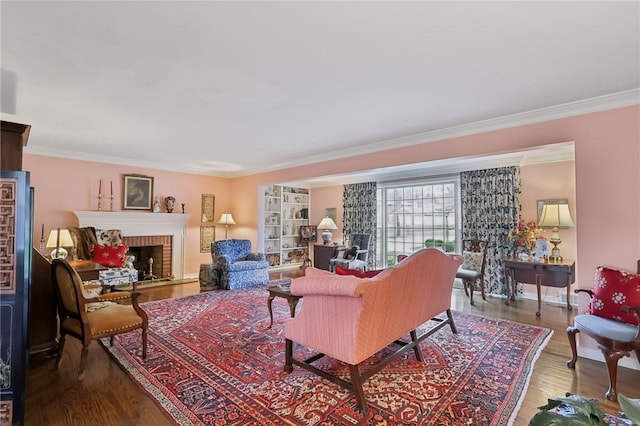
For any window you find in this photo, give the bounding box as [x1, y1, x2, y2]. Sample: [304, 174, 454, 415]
[376, 177, 460, 267]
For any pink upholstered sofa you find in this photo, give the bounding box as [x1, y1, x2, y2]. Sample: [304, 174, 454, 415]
[284, 248, 463, 412]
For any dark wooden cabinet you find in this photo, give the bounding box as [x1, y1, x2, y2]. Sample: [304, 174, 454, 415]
[28, 249, 58, 356]
[313, 244, 335, 271]
[0, 121, 30, 172]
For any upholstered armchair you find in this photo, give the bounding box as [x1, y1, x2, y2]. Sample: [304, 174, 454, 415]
[68, 227, 138, 286]
[329, 233, 371, 272]
[211, 239, 270, 290]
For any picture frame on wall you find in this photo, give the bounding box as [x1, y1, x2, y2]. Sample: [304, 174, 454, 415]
[325, 207, 337, 221]
[123, 175, 153, 210]
[200, 225, 216, 253]
[300, 225, 317, 242]
[201, 194, 215, 222]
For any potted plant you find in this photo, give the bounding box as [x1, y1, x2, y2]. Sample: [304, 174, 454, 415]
[529, 393, 639, 425]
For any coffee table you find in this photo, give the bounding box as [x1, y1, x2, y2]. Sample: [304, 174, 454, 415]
[267, 285, 302, 328]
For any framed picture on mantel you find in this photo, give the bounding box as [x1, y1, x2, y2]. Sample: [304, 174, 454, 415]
[123, 174, 153, 210]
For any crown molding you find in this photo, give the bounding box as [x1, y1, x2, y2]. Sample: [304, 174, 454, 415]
[239, 89, 639, 177]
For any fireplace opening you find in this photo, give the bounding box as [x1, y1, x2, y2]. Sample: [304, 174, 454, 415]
[123, 235, 173, 280]
[128, 245, 163, 280]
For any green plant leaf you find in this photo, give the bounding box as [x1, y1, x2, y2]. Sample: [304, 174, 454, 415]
[532, 394, 607, 426]
[619, 393, 640, 425]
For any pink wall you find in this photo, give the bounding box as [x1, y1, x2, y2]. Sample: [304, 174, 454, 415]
[309, 186, 344, 245]
[23, 155, 232, 276]
[234, 106, 640, 293]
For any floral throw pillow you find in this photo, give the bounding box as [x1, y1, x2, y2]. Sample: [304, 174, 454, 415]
[95, 229, 123, 247]
[334, 265, 383, 278]
[590, 266, 640, 326]
[462, 251, 483, 272]
[93, 244, 128, 268]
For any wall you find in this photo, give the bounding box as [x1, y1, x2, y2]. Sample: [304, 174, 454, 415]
[309, 185, 344, 245]
[23, 154, 232, 277]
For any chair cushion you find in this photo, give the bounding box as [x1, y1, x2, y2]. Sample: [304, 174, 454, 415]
[574, 314, 638, 343]
[462, 250, 483, 272]
[590, 266, 640, 325]
[93, 244, 128, 267]
[229, 260, 270, 273]
[335, 265, 383, 278]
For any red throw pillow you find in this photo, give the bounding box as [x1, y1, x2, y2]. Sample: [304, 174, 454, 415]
[590, 266, 640, 325]
[92, 244, 128, 268]
[334, 265, 384, 278]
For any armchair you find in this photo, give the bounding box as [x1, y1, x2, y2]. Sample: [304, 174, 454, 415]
[51, 258, 148, 380]
[455, 239, 489, 305]
[566, 261, 640, 401]
[329, 233, 371, 272]
[68, 227, 138, 286]
[211, 239, 270, 290]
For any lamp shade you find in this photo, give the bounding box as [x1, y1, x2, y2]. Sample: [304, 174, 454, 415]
[539, 203, 574, 228]
[317, 217, 338, 230]
[46, 228, 74, 259]
[217, 213, 236, 225]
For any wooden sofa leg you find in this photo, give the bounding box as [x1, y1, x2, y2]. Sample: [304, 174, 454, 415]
[410, 330, 424, 362]
[349, 364, 368, 414]
[566, 326, 579, 368]
[284, 339, 293, 373]
[601, 346, 629, 401]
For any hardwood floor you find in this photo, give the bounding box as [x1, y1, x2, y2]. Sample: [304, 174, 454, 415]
[25, 272, 640, 425]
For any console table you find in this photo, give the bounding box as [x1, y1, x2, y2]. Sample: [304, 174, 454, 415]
[503, 257, 575, 317]
[313, 244, 335, 271]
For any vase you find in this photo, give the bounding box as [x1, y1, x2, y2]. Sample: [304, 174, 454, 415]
[165, 196, 175, 213]
[517, 250, 531, 261]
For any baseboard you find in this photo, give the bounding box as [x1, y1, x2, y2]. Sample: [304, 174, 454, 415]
[184, 272, 199, 279]
[577, 346, 639, 371]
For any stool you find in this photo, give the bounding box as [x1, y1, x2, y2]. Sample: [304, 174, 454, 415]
[199, 263, 219, 289]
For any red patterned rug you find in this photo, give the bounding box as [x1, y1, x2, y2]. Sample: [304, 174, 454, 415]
[102, 283, 552, 425]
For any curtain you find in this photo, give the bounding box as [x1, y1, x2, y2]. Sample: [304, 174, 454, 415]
[342, 182, 377, 269]
[460, 167, 520, 296]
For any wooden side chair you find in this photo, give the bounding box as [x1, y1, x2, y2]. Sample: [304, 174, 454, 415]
[566, 260, 640, 401]
[51, 258, 148, 380]
[455, 239, 489, 305]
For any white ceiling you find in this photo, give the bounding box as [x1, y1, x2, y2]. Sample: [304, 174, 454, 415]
[1, 1, 638, 182]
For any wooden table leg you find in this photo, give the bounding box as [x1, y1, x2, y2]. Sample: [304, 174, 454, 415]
[504, 267, 511, 305]
[287, 298, 298, 318]
[535, 271, 542, 317]
[267, 294, 275, 328]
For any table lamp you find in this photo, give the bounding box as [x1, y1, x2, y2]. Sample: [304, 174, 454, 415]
[538, 202, 574, 262]
[218, 213, 236, 239]
[46, 228, 74, 259]
[318, 217, 338, 245]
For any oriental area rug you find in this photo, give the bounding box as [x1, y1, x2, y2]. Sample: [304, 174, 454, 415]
[101, 283, 552, 425]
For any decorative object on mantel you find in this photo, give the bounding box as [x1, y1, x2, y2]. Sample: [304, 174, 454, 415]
[109, 180, 114, 212]
[506, 219, 546, 260]
[123, 174, 153, 210]
[217, 213, 235, 239]
[153, 196, 161, 213]
[318, 216, 338, 245]
[181, 203, 185, 214]
[538, 200, 574, 263]
[165, 196, 176, 213]
[46, 228, 73, 259]
[98, 179, 103, 211]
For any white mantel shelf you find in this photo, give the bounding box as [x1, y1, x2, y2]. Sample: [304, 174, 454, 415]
[74, 211, 191, 279]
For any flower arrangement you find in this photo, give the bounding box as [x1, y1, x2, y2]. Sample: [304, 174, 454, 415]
[507, 219, 546, 254]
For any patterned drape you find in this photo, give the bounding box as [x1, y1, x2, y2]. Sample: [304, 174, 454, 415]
[460, 167, 520, 296]
[342, 182, 377, 269]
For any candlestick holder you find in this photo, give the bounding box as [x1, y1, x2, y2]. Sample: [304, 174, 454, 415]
[98, 193, 103, 212]
[39, 238, 45, 254]
[110, 195, 114, 212]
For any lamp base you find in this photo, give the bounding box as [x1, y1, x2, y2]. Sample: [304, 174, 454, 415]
[50, 247, 68, 259]
[321, 230, 332, 245]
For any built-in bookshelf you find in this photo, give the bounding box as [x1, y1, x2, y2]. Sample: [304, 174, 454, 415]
[259, 184, 309, 268]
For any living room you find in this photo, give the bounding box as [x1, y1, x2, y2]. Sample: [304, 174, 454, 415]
[2, 2, 639, 425]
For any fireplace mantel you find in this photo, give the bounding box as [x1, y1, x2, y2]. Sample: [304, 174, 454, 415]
[74, 211, 191, 279]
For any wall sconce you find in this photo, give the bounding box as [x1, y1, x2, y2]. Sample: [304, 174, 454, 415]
[317, 217, 338, 245]
[538, 202, 574, 262]
[46, 228, 74, 259]
[217, 213, 236, 239]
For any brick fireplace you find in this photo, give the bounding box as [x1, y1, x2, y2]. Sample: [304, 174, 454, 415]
[74, 211, 191, 279]
[123, 235, 172, 279]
